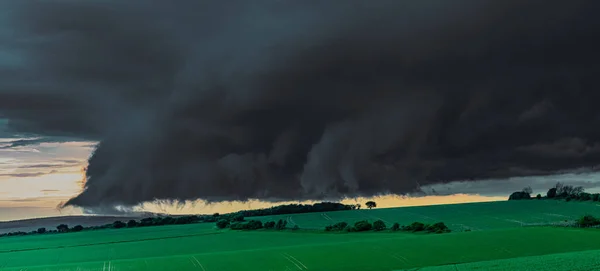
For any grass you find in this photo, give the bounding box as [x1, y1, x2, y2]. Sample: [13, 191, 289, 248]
[2, 200, 600, 270]
[399, 248, 600, 271]
[251, 200, 600, 231]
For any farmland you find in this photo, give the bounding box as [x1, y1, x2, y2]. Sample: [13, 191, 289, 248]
[2, 200, 600, 270]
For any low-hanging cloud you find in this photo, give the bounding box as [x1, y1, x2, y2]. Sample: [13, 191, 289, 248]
[0, 1, 599, 209]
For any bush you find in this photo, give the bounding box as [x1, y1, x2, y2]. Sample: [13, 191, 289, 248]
[325, 222, 347, 232]
[508, 191, 531, 200]
[232, 214, 245, 222]
[425, 222, 450, 233]
[37, 227, 46, 234]
[577, 215, 600, 227]
[216, 219, 230, 229]
[353, 220, 372, 232]
[127, 220, 138, 228]
[404, 222, 425, 232]
[72, 225, 84, 232]
[391, 223, 400, 231]
[56, 224, 69, 233]
[580, 193, 592, 201]
[230, 220, 263, 230]
[113, 221, 126, 229]
[593, 194, 600, 202]
[264, 221, 276, 229]
[373, 220, 386, 231]
[547, 187, 557, 198]
[275, 219, 288, 230]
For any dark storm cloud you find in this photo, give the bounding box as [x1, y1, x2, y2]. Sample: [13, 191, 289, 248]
[0, 0, 599, 209]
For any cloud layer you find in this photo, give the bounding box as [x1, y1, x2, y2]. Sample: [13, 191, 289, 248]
[0, 1, 599, 208]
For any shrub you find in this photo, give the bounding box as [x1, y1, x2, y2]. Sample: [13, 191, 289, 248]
[37, 227, 46, 234]
[353, 220, 372, 232]
[275, 219, 288, 230]
[216, 219, 230, 229]
[391, 223, 400, 231]
[264, 221, 276, 229]
[577, 215, 600, 227]
[580, 193, 592, 201]
[404, 222, 425, 232]
[373, 220, 386, 231]
[72, 225, 84, 232]
[113, 221, 126, 229]
[232, 214, 245, 222]
[425, 222, 450, 233]
[230, 222, 244, 230]
[325, 222, 348, 231]
[508, 191, 531, 200]
[127, 220, 138, 228]
[56, 224, 69, 233]
[547, 188, 557, 198]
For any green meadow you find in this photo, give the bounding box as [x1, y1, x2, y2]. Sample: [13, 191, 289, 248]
[2, 200, 600, 271]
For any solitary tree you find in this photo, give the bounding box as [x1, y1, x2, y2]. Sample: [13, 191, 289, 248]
[365, 201, 377, 209]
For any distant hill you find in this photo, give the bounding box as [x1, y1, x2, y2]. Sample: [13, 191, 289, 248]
[0, 215, 143, 234]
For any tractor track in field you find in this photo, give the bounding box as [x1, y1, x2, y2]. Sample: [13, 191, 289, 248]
[0, 231, 223, 254]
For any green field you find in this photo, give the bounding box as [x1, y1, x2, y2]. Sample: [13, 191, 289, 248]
[2, 200, 600, 270]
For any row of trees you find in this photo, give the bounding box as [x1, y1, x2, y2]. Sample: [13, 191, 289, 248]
[325, 220, 450, 234]
[508, 182, 593, 201]
[236, 202, 359, 217]
[1, 201, 360, 238]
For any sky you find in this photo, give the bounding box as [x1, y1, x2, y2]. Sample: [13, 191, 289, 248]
[1, 1, 600, 220]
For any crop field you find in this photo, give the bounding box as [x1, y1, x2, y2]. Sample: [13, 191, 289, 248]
[2, 200, 600, 270]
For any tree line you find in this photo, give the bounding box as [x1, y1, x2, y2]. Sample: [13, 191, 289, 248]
[508, 182, 598, 202]
[325, 220, 451, 234]
[0, 201, 356, 238]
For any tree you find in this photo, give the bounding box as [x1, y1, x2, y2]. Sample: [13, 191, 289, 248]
[356, 204, 361, 210]
[72, 225, 84, 232]
[353, 220, 373, 232]
[391, 223, 400, 231]
[113, 221, 126, 229]
[232, 214, 244, 222]
[56, 224, 69, 233]
[37, 227, 46, 234]
[216, 219, 230, 229]
[373, 220, 386, 231]
[547, 187, 557, 198]
[508, 191, 531, 200]
[365, 201, 377, 209]
[577, 215, 600, 227]
[522, 186, 533, 195]
[264, 221, 276, 229]
[127, 220, 138, 228]
[536, 194, 542, 199]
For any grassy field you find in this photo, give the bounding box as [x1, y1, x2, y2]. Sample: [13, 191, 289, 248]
[400, 249, 600, 271]
[251, 200, 600, 231]
[2, 200, 600, 270]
